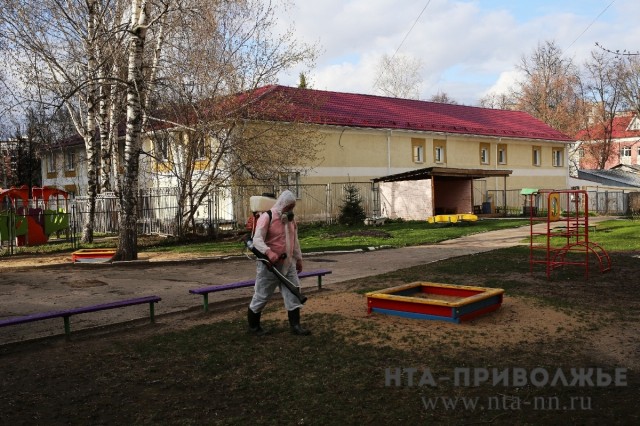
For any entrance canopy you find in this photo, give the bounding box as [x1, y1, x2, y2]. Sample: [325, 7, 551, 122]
[372, 167, 513, 219]
[372, 167, 512, 182]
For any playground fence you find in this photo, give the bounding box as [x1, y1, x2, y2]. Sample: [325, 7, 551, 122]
[2, 185, 638, 256]
[70, 182, 377, 238]
[486, 188, 635, 217]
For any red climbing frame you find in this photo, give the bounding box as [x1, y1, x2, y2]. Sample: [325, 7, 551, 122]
[526, 189, 611, 279]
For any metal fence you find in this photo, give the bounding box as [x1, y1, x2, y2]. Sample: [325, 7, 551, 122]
[73, 193, 120, 234]
[70, 182, 377, 237]
[486, 189, 637, 216]
[3, 185, 637, 254]
[54, 186, 640, 238]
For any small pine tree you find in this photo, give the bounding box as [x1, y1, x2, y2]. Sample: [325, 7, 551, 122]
[298, 72, 308, 89]
[338, 184, 366, 226]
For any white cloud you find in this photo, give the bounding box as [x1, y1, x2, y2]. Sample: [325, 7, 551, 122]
[277, 0, 640, 105]
[483, 69, 522, 98]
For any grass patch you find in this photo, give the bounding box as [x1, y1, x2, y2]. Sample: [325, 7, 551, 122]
[338, 244, 640, 315]
[0, 235, 117, 257]
[298, 219, 529, 252]
[1, 218, 530, 258]
[532, 219, 640, 252]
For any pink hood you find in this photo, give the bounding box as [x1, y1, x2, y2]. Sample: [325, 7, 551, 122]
[252, 190, 302, 265]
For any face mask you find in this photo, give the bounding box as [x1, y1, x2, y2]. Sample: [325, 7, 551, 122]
[281, 211, 294, 222]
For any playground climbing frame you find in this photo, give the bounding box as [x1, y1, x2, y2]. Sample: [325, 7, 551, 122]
[1, 185, 71, 250]
[524, 189, 611, 279]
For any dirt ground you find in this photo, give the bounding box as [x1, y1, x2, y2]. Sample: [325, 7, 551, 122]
[1, 219, 636, 367]
[1, 222, 637, 424]
[2, 247, 636, 370]
[0, 249, 194, 270]
[0, 224, 550, 344]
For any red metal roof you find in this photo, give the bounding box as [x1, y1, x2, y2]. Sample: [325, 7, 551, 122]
[57, 85, 576, 146]
[612, 115, 640, 139]
[243, 85, 574, 142]
[575, 112, 640, 141]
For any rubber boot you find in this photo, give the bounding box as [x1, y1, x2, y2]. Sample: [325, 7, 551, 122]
[247, 308, 267, 336]
[288, 308, 311, 336]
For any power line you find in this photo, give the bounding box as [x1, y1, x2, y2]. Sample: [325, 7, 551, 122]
[566, 0, 616, 50]
[391, 0, 432, 59]
[373, 1, 431, 90]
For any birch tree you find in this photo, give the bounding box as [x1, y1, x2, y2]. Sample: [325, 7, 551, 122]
[141, 0, 320, 235]
[2, 0, 319, 260]
[0, 0, 129, 243]
[594, 43, 640, 118]
[429, 92, 458, 104]
[115, 0, 174, 260]
[511, 40, 587, 174]
[619, 55, 640, 118]
[478, 92, 515, 109]
[373, 53, 423, 99]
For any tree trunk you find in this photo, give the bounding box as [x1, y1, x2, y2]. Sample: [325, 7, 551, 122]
[109, 67, 124, 196]
[80, 153, 99, 243]
[115, 0, 147, 261]
[80, 0, 100, 244]
[99, 61, 112, 193]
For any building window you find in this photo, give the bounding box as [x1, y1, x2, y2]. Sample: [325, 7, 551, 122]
[497, 144, 507, 165]
[65, 150, 75, 171]
[279, 172, 300, 198]
[156, 135, 170, 161]
[435, 147, 443, 163]
[532, 146, 541, 166]
[433, 139, 446, 164]
[621, 146, 632, 157]
[411, 138, 425, 163]
[47, 153, 56, 173]
[480, 143, 490, 165]
[63, 185, 78, 196]
[194, 138, 207, 159]
[552, 148, 563, 167]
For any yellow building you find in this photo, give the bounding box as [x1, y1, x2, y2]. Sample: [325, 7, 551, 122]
[237, 86, 574, 219]
[42, 85, 575, 223]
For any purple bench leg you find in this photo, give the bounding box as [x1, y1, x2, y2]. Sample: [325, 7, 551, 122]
[62, 300, 157, 337]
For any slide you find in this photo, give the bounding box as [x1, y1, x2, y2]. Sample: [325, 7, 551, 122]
[16, 216, 49, 246]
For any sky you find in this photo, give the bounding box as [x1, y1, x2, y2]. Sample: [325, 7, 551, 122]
[276, 0, 640, 105]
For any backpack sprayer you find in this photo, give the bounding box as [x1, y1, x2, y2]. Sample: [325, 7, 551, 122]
[244, 193, 307, 304]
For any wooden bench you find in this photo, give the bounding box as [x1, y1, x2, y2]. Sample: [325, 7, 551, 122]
[189, 269, 332, 312]
[0, 295, 161, 337]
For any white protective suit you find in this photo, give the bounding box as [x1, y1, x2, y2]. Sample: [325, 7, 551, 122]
[249, 190, 304, 313]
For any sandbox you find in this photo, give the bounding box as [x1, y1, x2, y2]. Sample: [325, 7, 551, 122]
[71, 248, 116, 263]
[366, 282, 504, 323]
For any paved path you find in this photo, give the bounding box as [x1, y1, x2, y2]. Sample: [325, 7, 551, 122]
[0, 219, 608, 343]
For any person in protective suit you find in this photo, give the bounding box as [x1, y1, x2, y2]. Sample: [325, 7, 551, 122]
[247, 190, 310, 336]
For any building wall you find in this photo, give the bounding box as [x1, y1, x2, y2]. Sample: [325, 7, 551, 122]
[41, 123, 572, 223]
[434, 178, 473, 214]
[303, 126, 570, 192]
[578, 138, 640, 170]
[40, 146, 87, 195]
[379, 180, 432, 220]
